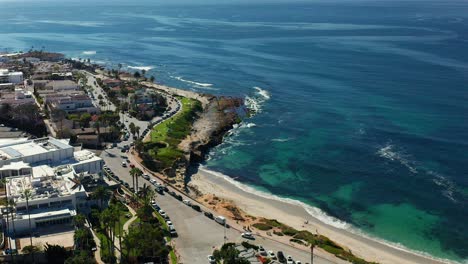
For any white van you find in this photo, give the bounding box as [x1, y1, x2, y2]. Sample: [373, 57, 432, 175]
[215, 216, 226, 225]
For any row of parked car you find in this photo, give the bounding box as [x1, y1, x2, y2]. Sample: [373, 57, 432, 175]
[257, 246, 303, 264]
[103, 165, 131, 189]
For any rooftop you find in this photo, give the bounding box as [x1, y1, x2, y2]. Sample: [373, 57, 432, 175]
[0, 137, 72, 161]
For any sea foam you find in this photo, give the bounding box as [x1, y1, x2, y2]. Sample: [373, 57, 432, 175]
[82, 50, 96, 55]
[199, 166, 461, 264]
[377, 143, 418, 173]
[245, 86, 271, 114]
[128, 66, 154, 71]
[173, 76, 213, 87]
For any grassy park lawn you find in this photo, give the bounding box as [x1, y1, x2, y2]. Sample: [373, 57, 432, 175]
[148, 97, 202, 168]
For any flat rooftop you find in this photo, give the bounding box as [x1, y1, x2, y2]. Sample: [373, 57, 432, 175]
[0, 137, 72, 160]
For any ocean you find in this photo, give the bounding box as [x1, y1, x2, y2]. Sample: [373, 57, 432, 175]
[1, 0, 467, 262]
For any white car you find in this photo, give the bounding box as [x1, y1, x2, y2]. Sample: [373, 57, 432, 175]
[241, 232, 254, 239]
[183, 199, 191, 206]
[287, 256, 294, 264]
[158, 210, 167, 217]
[149, 179, 156, 184]
[207, 255, 216, 264]
[268, 251, 277, 260]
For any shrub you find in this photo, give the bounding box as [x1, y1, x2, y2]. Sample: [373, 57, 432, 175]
[253, 223, 272, 231]
[241, 241, 259, 250]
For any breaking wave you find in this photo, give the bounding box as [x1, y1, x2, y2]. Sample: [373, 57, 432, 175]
[245, 86, 271, 114]
[198, 166, 461, 264]
[377, 143, 418, 173]
[429, 171, 459, 203]
[82, 50, 96, 55]
[128, 65, 154, 71]
[199, 165, 350, 229]
[271, 137, 294, 142]
[173, 76, 213, 87]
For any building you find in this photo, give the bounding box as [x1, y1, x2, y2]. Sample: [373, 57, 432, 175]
[0, 88, 36, 106]
[0, 137, 103, 174]
[0, 137, 104, 235]
[47, 94, 100, 114]
[0, 69, 23, 84]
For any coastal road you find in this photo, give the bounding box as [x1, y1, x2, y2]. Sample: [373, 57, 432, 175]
[89, 71, 342, 264]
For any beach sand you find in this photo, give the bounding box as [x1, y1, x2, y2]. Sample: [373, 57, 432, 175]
[189, 167, 452, 264]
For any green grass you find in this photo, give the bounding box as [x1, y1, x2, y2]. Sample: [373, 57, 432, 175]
[170, 250, 177, 264]
[252, 223, 272, 231]
[147, 97, 202, 168]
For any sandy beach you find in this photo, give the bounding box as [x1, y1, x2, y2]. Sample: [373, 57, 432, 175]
[189, 167, 453, 264]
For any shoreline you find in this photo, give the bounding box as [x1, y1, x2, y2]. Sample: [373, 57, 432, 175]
[189, 166, 456, 264]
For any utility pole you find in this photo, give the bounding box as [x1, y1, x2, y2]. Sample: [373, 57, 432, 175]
[224, 222, 227, 245]
[310, 243, 315, 264]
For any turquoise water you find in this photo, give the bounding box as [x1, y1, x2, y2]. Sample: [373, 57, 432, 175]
[1, 1, 467, 261]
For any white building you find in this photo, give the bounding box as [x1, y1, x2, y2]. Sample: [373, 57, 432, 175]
[0, 137, 104, 235]
[0, 137, 103, 176]
[0, 69, 24, 84]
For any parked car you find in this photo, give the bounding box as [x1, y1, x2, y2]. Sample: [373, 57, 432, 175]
[168, 191, 176, 196]
[121, 161, 127, 167]
[268, 251, 277, 260]
[169, 225, 177, 237]
[215, 216, 226, 225]
[208, 255, 216, 264]
[143, 173, 150, 180]
[241, 232, 254, 239]
[258, 246, 267, 256]
[175, 194, 183, 201]
[191, 204, 201, 211]
[204, 211, 214, 219]
[277, 251, 286, 263]
[286, 256, 295, 264]
[158, 210, 167, 218]
[183, 199, 192, 206]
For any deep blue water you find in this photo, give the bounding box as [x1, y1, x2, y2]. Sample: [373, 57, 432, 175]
[1, 1, 467, 261]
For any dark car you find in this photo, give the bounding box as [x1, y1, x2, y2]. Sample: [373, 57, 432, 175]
[277, 251, 286, 263]
[204, 212, 214, 219]
[163, 186, 169, 192]
[175, 194, 183, 201]
[191, 204, 201, 212]
[168, 191, 176, 197]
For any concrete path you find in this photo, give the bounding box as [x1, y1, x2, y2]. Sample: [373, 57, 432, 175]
[88, 223, 104, 264]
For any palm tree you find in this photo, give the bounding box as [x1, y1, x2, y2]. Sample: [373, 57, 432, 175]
[73, 214, 86, 228]
[129, 122, 136, 137]
[135, 126, 140, 138]
[91, 186, 110, 210]
[129, 168, 142, 193]
[23, 189, 34, 263]
[138, 184, 153, 205]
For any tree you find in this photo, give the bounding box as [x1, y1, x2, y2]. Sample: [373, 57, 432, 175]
[65, 250, 96, 264]
[129, 167, 142, 193]
[79, 113, 92, 128]
[91, 186, 111, 210]
[149, 76, 155, 83]
[135, 126, 141, 138]
[133, 71, 141, 80]
[121, 222, 168, 263]
[129, 122, 136, 137]
[134, 139, 144, 154]
[23, 189, 35, 263]
[44, 243, 70, 264]
[74, 214, 86, 228]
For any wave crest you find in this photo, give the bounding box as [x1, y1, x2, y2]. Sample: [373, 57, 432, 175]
[128, 65, 153, 71]
[173, 76, 213, 87]
[377, 143, 418, 173]
[245, 86, 271, 114]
